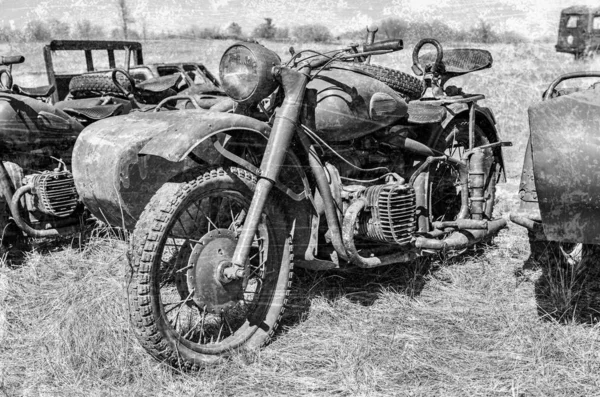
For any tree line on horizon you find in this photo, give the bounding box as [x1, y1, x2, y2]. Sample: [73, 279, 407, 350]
[0, 15, 530, 45]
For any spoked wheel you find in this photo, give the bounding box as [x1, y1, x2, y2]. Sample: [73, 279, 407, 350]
[128, 167, 292, 369]
[429, 119, 498, 223]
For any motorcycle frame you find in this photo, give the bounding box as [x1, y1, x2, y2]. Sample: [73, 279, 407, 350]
[221, 64, 504, 277]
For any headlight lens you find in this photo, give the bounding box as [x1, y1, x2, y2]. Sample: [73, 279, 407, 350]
[219, 42, 280, 105]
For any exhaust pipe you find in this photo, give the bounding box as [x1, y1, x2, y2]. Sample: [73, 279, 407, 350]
[414, 218, 507, 250]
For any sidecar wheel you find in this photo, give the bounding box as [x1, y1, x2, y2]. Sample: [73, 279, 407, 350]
[128, 167, 293, 369]
[430, 120, 497, 222]
[531, 241, 600, 322]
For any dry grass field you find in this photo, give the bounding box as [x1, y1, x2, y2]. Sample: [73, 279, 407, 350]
[2, 39, 600, 396]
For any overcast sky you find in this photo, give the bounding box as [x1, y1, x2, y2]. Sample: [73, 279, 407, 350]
[1, 0, 599, 38]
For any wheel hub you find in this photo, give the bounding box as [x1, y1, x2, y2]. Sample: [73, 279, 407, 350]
[187, 229, 242, 313]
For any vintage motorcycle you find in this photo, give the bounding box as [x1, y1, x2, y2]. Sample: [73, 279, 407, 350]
[72, 37, 509, 367]
[0, 55, 86, 246]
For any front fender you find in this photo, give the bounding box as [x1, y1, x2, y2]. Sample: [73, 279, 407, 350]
[73, 110, 271, 229]
[138, 110, 270, 162]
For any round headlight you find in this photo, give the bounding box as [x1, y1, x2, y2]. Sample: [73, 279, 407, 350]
[219, 42, 281, 105]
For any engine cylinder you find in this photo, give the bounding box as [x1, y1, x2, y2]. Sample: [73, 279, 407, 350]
[27, 171, 78, 217]
[355, 183, 416, 245]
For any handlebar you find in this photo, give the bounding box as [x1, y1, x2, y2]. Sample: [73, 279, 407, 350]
[293, 39, 404, 70]
[361, 39, 403, 53]
[0, 55, 25, 66]
[111, 68, 136, 97]
[411, 39, 443, 76]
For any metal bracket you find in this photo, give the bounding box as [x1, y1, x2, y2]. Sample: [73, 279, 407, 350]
[213, 139, 311, 203]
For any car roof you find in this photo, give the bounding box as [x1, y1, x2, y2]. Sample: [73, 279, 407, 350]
[561, 5, 600, 15]
[46, 40, 143, 51]
[132, 62, 205, 67]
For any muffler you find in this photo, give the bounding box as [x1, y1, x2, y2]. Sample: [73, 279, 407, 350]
[414, 218, 507, 250]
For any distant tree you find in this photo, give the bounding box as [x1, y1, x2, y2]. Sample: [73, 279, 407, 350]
[253, 18, 276, 39]
[471, 19, 496, 43]
[116, 0, 135, 39]
[274, 26, 289, 40]
[110, 27, 123, 39]
[292, 24, 331, 43]
[140, 18, 148, 41]
[74, 19, 105, 39]
[24, 20, 51, 42]
[226, 22, 242, 38]
[380, 18, 407, 40]
[47, 19, 70, 39]
[0, 26, 17, 43]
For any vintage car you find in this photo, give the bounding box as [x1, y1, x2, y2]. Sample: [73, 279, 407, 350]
[43, 40, 231, 117]
[511, 71, 600, 321]
[556, 5, 600, 59]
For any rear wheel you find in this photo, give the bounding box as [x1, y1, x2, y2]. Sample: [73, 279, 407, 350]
[429, 120, 497, 223]
[128, 167, 293, 369]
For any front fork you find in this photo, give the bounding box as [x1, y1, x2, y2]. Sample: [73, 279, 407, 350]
[226, 66, 309, 278]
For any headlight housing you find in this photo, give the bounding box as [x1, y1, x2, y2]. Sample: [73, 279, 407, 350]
[219, 42, 280, 105]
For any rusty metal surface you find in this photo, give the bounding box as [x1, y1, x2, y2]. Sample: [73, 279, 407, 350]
[518, 137, 537, 202]
[529, 89, 600, 244]
[73, 110, 269, 229]
[138, 110, 270, 161]
[307, 68, 407, 142]
[407, 101, 446, 124]
[0, 94, 82, 172]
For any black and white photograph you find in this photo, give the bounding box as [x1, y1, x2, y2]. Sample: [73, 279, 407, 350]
[1, 0, 600, 395]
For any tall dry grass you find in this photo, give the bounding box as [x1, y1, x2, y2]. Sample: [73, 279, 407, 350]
[1, 39, 600, 396]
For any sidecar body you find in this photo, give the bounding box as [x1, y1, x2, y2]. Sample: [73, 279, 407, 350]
[511, 72, 600, 245]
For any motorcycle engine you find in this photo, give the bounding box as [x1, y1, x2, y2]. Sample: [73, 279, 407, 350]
[324, 127, 421, 247]
[346, 183, 416, 246]
[24, 171, 79, 219]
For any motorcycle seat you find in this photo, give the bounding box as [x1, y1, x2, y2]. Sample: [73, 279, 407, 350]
[61, 104, 124, 121]
[420, 49, 492, 82]
[407, 101, 446, 124]
[12, 84, 56, 98]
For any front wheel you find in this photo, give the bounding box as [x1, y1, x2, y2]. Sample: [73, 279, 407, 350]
[128, 167, 293, 369]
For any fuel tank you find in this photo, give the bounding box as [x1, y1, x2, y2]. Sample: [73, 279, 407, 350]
[0, 93, 82, 172]
[529, 89, 600, 244]
[308, 67, 408, 142]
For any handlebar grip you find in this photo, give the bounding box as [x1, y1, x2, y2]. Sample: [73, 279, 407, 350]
[363, 39, 403, 53]
[0, 55, 25, 66]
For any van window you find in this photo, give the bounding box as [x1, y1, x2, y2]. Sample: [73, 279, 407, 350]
[567, 15, 579, 28]
[594, 16, 600, 30]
